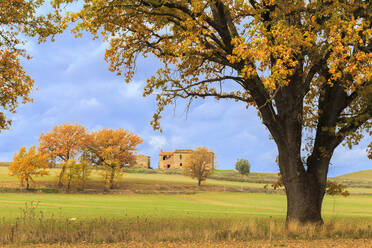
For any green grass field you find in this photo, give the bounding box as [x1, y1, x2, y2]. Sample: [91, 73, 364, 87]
[1, 166, 371, 221]
[1, 165, 372, 245]
[1, 192, 371, 221]
[335, 169, 372, 181]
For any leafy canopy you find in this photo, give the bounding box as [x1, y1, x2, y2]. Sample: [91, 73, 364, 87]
[39, 123, 89, 162]
[84, 128, 143, 188]
[9, 145, 49, 188]
[85, 128, 143, 168]
[0, 0, 61, 130]
[39, 123, 89, 187]
[52, 0, 371, 158]
[184, 146, 214, 185]
[235, 158, 251, 176]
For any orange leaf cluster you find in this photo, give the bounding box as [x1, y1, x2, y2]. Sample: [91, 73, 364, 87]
[86, 128, 143, 189]
[184, 147, 214, 186]
[38, 123, 143, 189]
[8, 145, 49, 189]
[1, 0, 61, 130]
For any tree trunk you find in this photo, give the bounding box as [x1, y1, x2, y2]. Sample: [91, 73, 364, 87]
[26, 178, 30, 190]
[82, 165, 86, 190]
[198, 177, 201, 186]
[284, 173, 325, 224]
[58, 165, 67, 188]
[67, 170, 71, 191]
[109, 167, 115, 189]
[278, 145, 328, 225]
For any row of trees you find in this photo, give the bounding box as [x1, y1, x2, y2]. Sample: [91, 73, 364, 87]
[9, 123, 217, 189]
[9, 123, 143, 190]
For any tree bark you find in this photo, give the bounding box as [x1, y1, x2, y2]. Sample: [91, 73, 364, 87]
[109, 167, 115, 189]
[284, 172, 325, 224]
[58, 165, 66, 188]
[198, 178, 201, 186]
[26, 178, 30, 190]
[277, 142, 329, 225]
[271, 86, 330, 225]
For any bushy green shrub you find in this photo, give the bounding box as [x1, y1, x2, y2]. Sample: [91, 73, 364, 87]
[235, 159, 251, 176]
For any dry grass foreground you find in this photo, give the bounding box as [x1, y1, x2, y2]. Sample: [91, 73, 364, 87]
[5, 240, 372, 248]
[1, 217, 371, 245]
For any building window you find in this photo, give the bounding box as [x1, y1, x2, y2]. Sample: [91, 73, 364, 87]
[167, 164, 171, 168]
[163, 156, 166, 160]
[180, 163, 182, 166]
[180, 154, 182, 159]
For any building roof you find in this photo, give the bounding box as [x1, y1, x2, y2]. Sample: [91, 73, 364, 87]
[136, 154, 150, 158]
[159, 151, 174, 156]
[160, 149, 193, 156]
[174, 149, 193, 153]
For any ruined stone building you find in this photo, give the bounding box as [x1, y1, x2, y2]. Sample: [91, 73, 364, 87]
[134, 154, 151, 169]
[158, 149, 214, 169]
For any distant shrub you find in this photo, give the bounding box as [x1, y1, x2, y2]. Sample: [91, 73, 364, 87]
[235, 159, 251, 176]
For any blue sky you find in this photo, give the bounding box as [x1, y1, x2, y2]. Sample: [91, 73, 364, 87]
[0, 31, 370, 176]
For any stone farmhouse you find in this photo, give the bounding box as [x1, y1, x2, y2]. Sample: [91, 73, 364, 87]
[158, 149, 214, 169]
[134, 154, 151, 169]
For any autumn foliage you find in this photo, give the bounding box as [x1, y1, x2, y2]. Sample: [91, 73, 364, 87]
[8, 146, 49, 190]
[184, 147, 214, 186]
[38, 124, 143, 190]
[84, 128, 143, 189]
[51, 0, 371, 224]
[61, 159, 91, 191]
[39, 123, 88, 187]
[0, 0, 60, 130]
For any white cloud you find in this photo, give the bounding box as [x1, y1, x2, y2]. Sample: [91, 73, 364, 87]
[119, 82, 143, 99]
[148, 136, 167, 150]
[65, 42, 108, 74]
[258, 151, 277, 163]
[332, 147, 368, 164]
[169, 136, 186, 147]
[192, 100, 225, 119]
[234, 130, 258, 142]
[80, 98, 100, 108]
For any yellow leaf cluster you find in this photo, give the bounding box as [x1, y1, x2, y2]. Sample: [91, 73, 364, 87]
[8, 145, 49, 189]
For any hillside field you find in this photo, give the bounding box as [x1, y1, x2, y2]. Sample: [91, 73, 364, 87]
[1, 166, 371, 191]
[0, 166, 371, 220]
[0, 165, 371, 246]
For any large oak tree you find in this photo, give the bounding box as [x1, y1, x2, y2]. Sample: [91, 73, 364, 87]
[53, 0, 371, 224]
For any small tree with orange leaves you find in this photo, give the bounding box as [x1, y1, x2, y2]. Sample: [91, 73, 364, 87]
[84, 128, 143, 189]
[8, 146, 49, 190]
[39, 123, 88, 187]
[184, 147, 215, 186]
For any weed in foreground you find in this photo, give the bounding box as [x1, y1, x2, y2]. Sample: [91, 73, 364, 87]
[0, 204, 371, 245]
